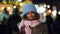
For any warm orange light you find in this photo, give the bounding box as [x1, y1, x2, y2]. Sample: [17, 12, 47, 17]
[48, 10, 51, 13]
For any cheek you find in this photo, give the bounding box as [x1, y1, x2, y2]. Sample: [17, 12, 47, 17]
[32, 13, 35, 17]
[26, 13, 35, 18]
[26, 14, 31, 18]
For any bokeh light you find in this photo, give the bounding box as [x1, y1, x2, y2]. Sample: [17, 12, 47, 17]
[47, 5, 50, 8]
[43, 12, 46, 17]
[19, 3, 23, 6]
[52, 10, 57, 16]
[8, 6, 10, 10]
[37, 5, 46, 14]
[13, 6, 16, 8]
[58, 11, 60, 15]
[18, 0, 22, 2]
[35, 5, 38, 8]
[44, 4, 46, 8]
[2, 7, 4, 10]
[48, 9, 51, 13]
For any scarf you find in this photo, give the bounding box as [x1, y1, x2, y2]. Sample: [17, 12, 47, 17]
[18, 19, 40, 34]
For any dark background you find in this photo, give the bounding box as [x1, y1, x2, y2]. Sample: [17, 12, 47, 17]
[0, 0, 60, 11]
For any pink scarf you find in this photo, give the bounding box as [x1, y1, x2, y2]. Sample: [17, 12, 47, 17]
[18, 19, 40, 34]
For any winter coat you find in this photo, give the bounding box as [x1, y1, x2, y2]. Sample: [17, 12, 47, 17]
[7, 14, 21, 31]
[54, 14, 60, 34]
[46, 15, 54, 34]
[19, 3, 48, 34]
[0, 13, 9, 34]
[31, 23, 48, 34]
[18, 19, 48, 34]
[46, 15, 54, 25]
[0, 13, 9, 21]
[18, 19, 40, 34]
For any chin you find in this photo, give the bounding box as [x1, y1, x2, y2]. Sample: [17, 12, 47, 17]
[28, 18, 34, 20]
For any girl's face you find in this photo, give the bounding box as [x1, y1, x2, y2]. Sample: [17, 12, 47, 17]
[26, 12, 35, 20]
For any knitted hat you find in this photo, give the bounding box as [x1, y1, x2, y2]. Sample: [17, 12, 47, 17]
[22, 3, 37, 15]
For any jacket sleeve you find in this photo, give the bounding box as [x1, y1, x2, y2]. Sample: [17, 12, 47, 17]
[18, 20, 24, 30]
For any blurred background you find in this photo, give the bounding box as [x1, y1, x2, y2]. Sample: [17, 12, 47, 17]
[0, 0, 60, 34]
[0, 0, 60, 17]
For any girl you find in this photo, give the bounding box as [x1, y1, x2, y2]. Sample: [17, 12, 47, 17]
[18, 4, 48, 34]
